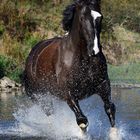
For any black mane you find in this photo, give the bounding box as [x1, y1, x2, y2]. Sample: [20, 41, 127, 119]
[62, 3, 76, 32]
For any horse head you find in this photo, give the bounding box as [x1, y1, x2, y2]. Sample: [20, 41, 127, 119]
[62, 0, 103, 56]
[76, 0, 103, 56]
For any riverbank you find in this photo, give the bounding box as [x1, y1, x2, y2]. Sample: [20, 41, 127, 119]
[111, 82, 140, 88]
[0, 77, 21, 92]
[0, 76, 140, 94]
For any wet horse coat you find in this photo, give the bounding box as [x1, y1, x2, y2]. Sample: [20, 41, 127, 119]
[24, 0, 116, 130]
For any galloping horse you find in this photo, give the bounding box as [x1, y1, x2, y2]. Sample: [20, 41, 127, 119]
[24, 0, 116, 131]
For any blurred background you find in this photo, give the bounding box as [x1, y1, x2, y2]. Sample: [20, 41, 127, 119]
[0, 0, 140, 84]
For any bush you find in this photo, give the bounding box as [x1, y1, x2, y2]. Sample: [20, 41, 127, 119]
[102, 0, 140, 33]
[0, 55, 23, 82]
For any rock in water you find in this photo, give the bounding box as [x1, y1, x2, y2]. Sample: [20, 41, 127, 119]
[0, 76, 21, 92]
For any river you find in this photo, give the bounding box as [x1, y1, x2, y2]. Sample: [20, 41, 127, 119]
[0, 87, 140, 140]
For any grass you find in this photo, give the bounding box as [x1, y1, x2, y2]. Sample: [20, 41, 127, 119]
[101, 26, 140, 65]
[108, 62, 140, 84]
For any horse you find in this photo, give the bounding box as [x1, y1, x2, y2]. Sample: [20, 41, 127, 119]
[24, 0, 116, 131]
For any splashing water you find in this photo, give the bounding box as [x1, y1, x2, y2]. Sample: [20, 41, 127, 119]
[109, 125, 140, 140]
[13, 95, 89, 140]
[0, 89, 140, 140]
[109, 127, 122, 140]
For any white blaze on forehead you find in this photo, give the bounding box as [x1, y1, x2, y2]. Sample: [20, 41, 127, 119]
[91, 10, 101, 55]
[91, 10, 102, 20]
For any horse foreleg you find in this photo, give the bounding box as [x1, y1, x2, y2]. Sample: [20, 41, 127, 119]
[98, 81, 116, 127]
[67, 93, 88, 130]
[103, 97, 116, 127]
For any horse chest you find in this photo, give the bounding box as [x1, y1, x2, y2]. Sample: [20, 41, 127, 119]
[63, 51, 74, 67]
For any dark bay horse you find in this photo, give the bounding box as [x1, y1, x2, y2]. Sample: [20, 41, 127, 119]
[24, 0, 116, 131]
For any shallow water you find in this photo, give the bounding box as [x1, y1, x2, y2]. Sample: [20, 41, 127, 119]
[0, 87, 140, 140]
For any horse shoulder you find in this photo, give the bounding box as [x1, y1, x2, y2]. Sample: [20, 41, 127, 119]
[26, 38, 62, 79]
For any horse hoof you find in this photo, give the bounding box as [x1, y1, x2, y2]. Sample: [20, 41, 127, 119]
[77, 116, 88, 131]
[79, 123, 87, 129]
[79, 122, 88, 132]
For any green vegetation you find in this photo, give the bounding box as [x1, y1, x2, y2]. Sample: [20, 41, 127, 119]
[0, 0, 139, 83]
[0, 55, 22, 82]
[102, 26, 140, 65]
[108, 62, 140, 84]
[101, 0, 140, 64]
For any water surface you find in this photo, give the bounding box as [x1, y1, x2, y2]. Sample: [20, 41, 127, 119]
[0, 87, 140, 140]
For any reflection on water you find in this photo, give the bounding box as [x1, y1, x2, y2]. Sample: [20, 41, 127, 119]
[0, 87, 140, 140]
[0, 91, 22, 120]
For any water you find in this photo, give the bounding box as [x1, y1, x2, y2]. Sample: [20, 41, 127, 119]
[0, 87, 140, 140]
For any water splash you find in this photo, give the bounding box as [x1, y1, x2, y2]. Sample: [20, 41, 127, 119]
[108, 124, 140, 140]
[109, 127, 122, 140]
[13, 96, 86, 139]
[0, 94, 139, 140]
